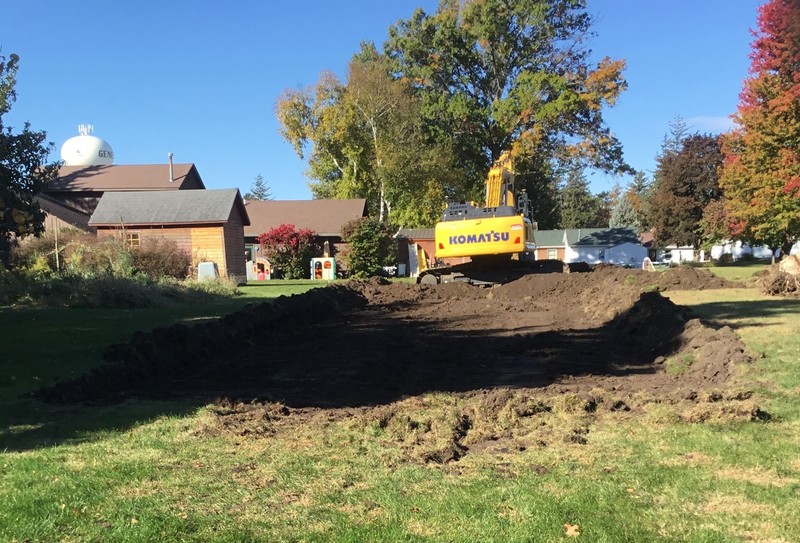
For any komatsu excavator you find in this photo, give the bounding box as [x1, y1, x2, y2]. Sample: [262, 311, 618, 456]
[417, 152, 549, 285]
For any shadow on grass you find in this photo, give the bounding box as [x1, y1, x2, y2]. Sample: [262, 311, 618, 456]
[3, 287, 694, 452]
[0, 399, 196, 452]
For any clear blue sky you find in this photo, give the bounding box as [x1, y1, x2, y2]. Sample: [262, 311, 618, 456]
[3, 0, 760, 200]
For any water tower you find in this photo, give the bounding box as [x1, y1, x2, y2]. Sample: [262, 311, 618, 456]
[60, 124, 114, 166]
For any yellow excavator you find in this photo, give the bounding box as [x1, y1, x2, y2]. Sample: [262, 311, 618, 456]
[418, 152, 545, 285]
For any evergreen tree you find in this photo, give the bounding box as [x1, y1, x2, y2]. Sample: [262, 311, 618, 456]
[244, 174, 273, 201]
[609, 194, 642, 231]
[558, 166, 605, 228]
[627, 170, 651, 229]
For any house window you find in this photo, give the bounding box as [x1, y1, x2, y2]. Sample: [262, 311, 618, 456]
[547, 249, 557, 260]
[126, 233, 140, 249]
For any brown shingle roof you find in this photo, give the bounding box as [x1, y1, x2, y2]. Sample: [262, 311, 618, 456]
[244, 199, 367, 238]
[48, 164, 204, 191]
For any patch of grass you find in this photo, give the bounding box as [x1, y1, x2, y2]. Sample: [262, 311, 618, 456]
[240, 278, 329, 299]
[665, 353, 695, 376]
[706, 261, 769, 282]
[666, 288, 800, 417]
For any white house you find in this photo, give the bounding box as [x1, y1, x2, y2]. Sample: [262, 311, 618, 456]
[541, 228, 648, 268]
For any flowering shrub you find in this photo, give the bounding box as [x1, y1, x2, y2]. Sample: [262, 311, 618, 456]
[257, 224, 318, 279]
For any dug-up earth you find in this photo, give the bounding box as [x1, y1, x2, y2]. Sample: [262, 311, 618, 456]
[36, 265, 765, 465]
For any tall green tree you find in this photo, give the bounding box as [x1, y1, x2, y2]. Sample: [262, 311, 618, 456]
[719, 0, 800, 255]
[649, 133, 724, 248]
[0, 52, 59, 266]
[558, 166, 606, 228]
[244, 174, 273, 201]
[627, 170, 651, 229]
[660, 116, 690, 156]
[609, 193, 641, 231]
[384, 0, 631, 206]
[276, 47, 455, 226]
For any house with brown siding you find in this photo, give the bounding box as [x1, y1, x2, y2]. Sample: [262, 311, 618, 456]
[88, 189, 249, 282]
[40, 163, 205, 232]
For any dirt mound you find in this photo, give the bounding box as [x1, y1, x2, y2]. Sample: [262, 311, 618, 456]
[758, 259, 800, 297]
[655, 265, 741, 290]
[33, 269, 759, 463]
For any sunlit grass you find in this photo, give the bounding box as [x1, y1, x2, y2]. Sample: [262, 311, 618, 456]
[704, 261, 770, 282]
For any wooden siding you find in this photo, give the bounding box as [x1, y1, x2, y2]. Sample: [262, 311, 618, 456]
[222, 206, 247, 281]
[40, 199, 93, 232]
[97, 224, 232, 277]
[45, 192, 102, 216]
[191, 227, 226, 276]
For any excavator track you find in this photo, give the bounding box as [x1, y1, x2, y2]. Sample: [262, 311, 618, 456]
[417, 259, 570, 286]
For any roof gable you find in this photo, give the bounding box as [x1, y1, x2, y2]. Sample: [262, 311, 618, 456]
[89, 188, 249, 226]
[573, 228, 639, 247]
[532, 230, 568, 247]
[48, 164, 205, 191]
[244, 199, 368, 237]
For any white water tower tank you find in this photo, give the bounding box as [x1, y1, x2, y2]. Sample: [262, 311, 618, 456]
[60, 124, 114, 166]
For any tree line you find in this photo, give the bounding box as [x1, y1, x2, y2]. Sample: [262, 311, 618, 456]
[2, 0, 798, 265]
[274, 0, 799, 256]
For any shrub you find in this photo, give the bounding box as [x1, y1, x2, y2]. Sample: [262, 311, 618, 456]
[257, 224, 319, 279]
[340, 217, 396, 278]
[0, 264, 25, 305]
[132, 237, 191, 278]
[10, 228, 89, 273]
[63, 235, 135, 278]
[182, 276, 241, 297]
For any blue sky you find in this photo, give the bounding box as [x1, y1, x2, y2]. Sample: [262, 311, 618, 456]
[3, 0, 760, 200]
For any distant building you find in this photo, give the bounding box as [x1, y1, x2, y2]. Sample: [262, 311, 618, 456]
[533, 228, 647, 268]
[243, 199, 368, 264]
[89, 189, 249, 282]
[40, 163, 205, 233]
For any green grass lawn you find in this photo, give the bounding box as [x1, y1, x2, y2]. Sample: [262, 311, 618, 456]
[2, 280, 799, 542]
[704, 260, 770, 282]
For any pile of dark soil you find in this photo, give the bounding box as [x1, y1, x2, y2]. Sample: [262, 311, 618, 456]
[33, 268, 760, 463]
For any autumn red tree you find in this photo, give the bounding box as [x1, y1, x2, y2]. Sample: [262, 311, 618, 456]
[719, 0, 800, 256]
[257, 224, 318, 279]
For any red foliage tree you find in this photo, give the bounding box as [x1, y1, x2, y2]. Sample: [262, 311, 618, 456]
[257, 224, 318, 279]
[719, 0, 800, 255]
